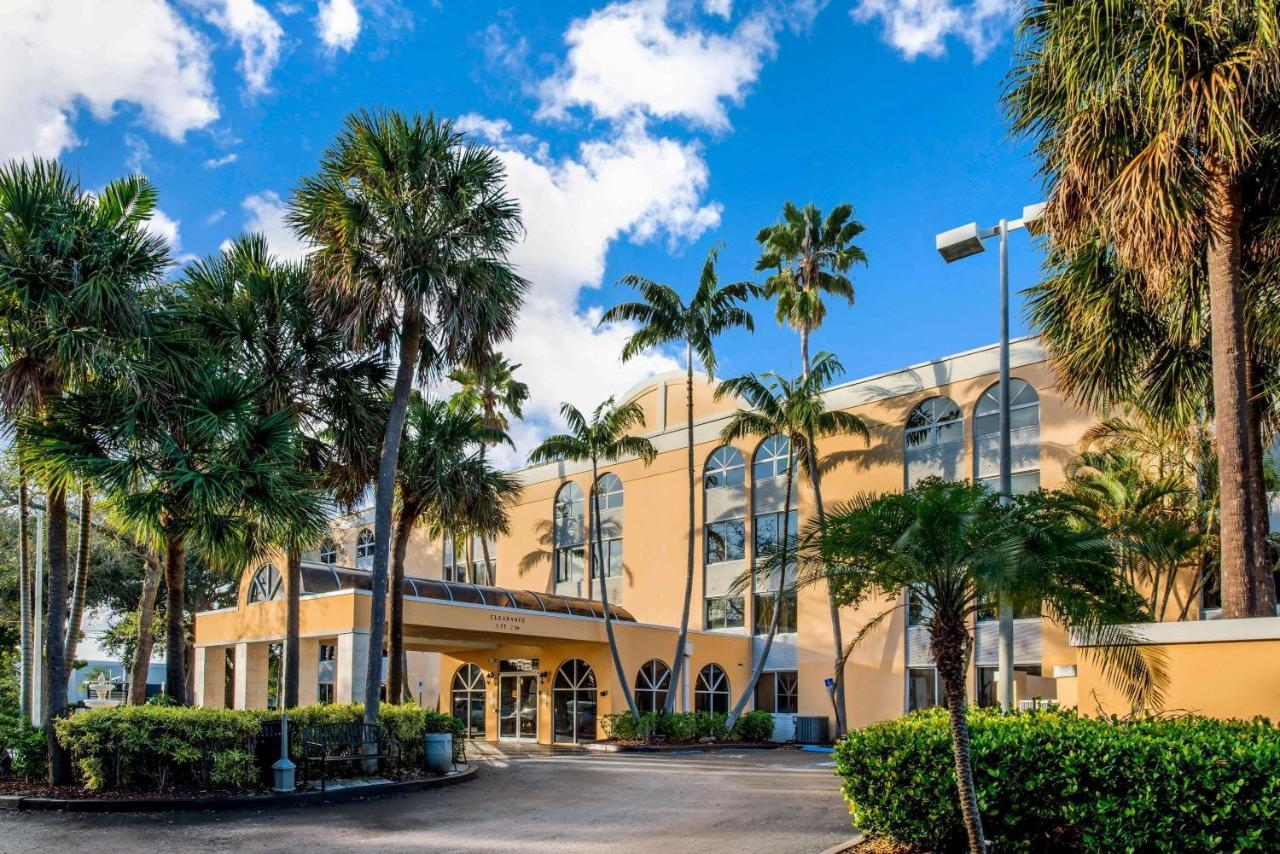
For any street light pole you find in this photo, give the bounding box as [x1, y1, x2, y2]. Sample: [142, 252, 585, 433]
[936, 203, 1044, 714]
[31, 506, 44, 728]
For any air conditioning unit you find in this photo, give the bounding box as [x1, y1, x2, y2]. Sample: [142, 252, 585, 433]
[1018, 698, 1059, 711]
[793, 715, 830, 744]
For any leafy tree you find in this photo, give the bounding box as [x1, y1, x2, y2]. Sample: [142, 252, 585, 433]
[290, 109, 526, 734]
[809, 479, 1158, 854]
[528, 399, 656, 721]
[600, 246, 757, 715]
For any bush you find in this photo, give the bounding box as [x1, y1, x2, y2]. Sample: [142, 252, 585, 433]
[209, 748, 256, 788]
[1, 719, 48, 781]
[835, 708, 1280, 853]
[601, 710, 775, 744]
[730, 711, 775, 743]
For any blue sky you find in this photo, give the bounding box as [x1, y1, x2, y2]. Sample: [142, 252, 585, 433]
[5, 0, 1045, 462]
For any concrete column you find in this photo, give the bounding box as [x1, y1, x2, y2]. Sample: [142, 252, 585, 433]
[335, 631, 369, 703]
[193, 646, 208, 707]
[233, 642, 250, 710]
[297, 638, 320, 707]
[194, 646, 226, 708]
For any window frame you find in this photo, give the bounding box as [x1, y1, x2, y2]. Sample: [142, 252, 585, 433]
[704, 595, 745, 630]
[248, 564, 283, 603]
[704, 446, 746, 490]
[594, 472, 624, 510]
[753, 590, 797, 635]
[705, 519, 746, 565]
[634, 659, 671, 714]
[695, 664, 731, 714]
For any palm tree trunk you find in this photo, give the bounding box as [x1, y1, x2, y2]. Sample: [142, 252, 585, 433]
[933, 621, 987, 854]
[363, 306, 423, 743]
[1246, 363, 1276, 615]
[665, 342, 697, 716]
[1206, 167, 1262, 619]
[63, 487, 92, 664]
[283, 545, 301, 708]
[163, 534, 186, 703]
[808, 466, 848, 737]
[43, 484, 72, 785]
[480, 536, 494, 587]
[388, 514, 413, 705]
[727, 449, 794, 730]
[17, 469, 32, 721]
[800, 324, 810, 379]
[593, 460, 640, 720]
[129, 551, 162, 705]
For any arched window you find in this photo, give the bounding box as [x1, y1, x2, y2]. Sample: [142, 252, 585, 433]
[552, 658, 597, 743]
[450, 663, 486, 737]
[248, 564, 282, 603]
[704, 446, 745, 490]
[695, 664, 730, 714]
[591, 475, 623, 581]
[594, 473, 623, 510]
[355, 529, 374, 566]
[904, 397, 964, 487]
[635, 659, 671, 714]
[752, 435, 791, 483]
[318, 539, 338, 565]
[554, 483, 586, 585]
[974, 380, 1041, 493]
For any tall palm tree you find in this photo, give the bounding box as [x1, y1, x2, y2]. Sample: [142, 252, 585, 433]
[756, 201, 867, 735]
[715, 353, 869, 730]
[809, 479, 1158, 853]
[1005, 0, 1280, 618]
[600, 247, 757, 715]
[0, 159, 168, 783]
[450, 352, 529, 584]
[528, 399, 656, 721]
[290, 109, 526, 734]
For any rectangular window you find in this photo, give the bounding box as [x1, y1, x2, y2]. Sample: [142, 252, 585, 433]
[753, 510, 798, 559]
[704, 595, 745, 630]
[223, 648, 235, 710]
[755, 670, 798, 714]
[907, 667, 938, 712]
[976, 666, 997, 708]
[907, 589, 933, 627]
[317, 643, 336, 705]
[753, 590, 797, 635]
[444, 534, 468, 581]
[555, 545, 585, 583]
[975, 595, 1041, 621]
[591, 538, 623, 578]
[705, 519, 746, 564]
[266, 642, 283, 709]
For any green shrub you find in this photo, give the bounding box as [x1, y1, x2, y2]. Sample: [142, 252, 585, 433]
[835, 708, 1280, 853]
[601, 710, 775, 744]
[730, 711, 775, 742]
[146, 693, 178, 706]
[209, 749, 256, 789]
[1, 719, 48, 781]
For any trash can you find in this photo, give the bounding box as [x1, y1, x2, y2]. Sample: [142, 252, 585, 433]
[423, 732, 453, 774]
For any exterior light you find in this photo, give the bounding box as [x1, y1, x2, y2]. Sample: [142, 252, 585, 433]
[935, 222, 986, 263]
[272, 712, 296, 793]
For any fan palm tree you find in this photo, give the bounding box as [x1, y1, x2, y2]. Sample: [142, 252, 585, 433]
[715, 352, 869, 730]
[1005, 0, 1280, 618]
[756, 201, 867, 735]
[809, 479, 1158, 853]
[290, 109, 526, 732]
[528, 399, 656, 721]
[0, 159, 168, 783]
[450, 352, 529, 584]
[600, 247, 757, 715]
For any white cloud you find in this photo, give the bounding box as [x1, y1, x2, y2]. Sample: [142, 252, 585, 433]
[851, 0, 1017, 60]
[230, 190, 311, 260]
[125, 133, 151, 173]
[537, 0, 781, 132]
[317, 0, 361, 52]
[204, 152, 239, 168]
[704, 0, 734, 18]
[190, 0, 285, 94]
[0, 0, 218, 161]
[146, 208, 182, 251]
[206, 208, 227, 225]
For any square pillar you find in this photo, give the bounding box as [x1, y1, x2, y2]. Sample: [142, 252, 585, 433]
[297, 638, 321, 707]
[194, 646, 226, 708]
[233, 642, 250, 710]
[336, 631, 369, 704]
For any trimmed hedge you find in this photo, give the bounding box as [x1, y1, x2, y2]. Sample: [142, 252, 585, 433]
[835, 708, 1280, 852]
[54, 703, 463, 792]
[601, 710, 775, 743]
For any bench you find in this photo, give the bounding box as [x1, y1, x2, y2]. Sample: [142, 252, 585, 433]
[301, 722, 400, 792]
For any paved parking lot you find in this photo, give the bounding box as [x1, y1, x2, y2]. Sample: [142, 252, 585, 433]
[0, 744, 852, 854]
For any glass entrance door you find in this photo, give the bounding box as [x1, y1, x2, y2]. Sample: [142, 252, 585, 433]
[498, 674, 538, 740]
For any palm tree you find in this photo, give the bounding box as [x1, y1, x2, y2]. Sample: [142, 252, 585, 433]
[450, 352, 529, 585]
[756, 201, 867, 735]
[0, 159, 168, 783]
[809, 479, 1158, 853]
[715, 353, 869, 730]
[290, 109, 526, 734]
[1005, 1, 1280, 618]
[600, 247, 757, 715]
[528, 399, 656, 721]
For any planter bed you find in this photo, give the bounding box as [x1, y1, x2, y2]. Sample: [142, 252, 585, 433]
[585, 740, 787, 753]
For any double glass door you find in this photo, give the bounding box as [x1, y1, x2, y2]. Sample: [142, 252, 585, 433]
[498, 674, 538, 740]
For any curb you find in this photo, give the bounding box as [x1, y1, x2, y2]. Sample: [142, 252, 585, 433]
[583, 741, 786, 754]
[5, 764, 478, 813]
[818, 832, 864, 854]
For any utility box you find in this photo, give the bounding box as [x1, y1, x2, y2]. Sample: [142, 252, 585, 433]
[793, 716, 830, 745]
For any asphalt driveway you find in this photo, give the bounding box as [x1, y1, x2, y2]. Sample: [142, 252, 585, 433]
[0, 744, 852, 854]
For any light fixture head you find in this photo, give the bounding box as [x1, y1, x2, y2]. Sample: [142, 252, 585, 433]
[936, 222, 986, 263]
[1022, 202, 1047, 235]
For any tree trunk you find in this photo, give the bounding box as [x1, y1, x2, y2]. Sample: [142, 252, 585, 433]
[17, 470, 32, 721]
[388, 514, 413, 705]
[1206, 167, 1262, 618]
[479, 535, 494, 587]
[163, 535, 187, 702]
[129, 551, 162, 706]
[283, 545, 301, 708]
[593, 460, 640, 720]
[363, 306, 423, 749]
[664, 342, 696, 716]
[727, 447, 794, 730]
[809, 463, 848, 738]
[43, 485, 72, 785]
[63, 488, 92, 665]
[1246, 364, 1276, 615]
[933, 619, 987, 854]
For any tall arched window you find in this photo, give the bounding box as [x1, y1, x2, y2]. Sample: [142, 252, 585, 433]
[554, 482, 585, 585]
[752, 435, 791, 482]
[591, 474, 623, 581]
[695, 664, 730, 714]
[248, 564, 282, 603]
[355, 529, 374, 567]
[704, 446, 745, 490]
[904, 397, 964, 487]
[594, 473, 623, 509]
[552, 658, 597, 743]
[635, 659, 671, 714]
[318, 539, 338, 565]
[974, 379, 1041, 493]
[450, 663, 486, 737]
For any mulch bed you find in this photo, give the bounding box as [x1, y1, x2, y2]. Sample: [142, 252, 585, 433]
[0, 767, 423, 800]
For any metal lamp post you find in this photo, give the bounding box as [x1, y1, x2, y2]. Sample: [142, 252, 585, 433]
[935, 202, 1045, 713]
